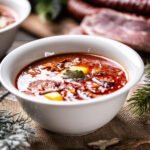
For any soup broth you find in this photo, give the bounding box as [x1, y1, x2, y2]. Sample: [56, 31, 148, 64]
[16, 53, 128, 101]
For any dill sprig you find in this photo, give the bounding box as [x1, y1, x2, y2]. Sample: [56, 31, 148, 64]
[0, 110, 35, 150]
[128, 63, 150, 116]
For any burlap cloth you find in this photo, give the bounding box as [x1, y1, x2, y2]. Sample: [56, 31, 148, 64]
[0, 85, 150, 150]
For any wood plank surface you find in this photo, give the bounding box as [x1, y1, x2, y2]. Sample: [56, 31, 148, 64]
[21, 14, 78, 37]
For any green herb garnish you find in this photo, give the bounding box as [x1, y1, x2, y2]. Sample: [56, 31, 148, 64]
[63, 70, 86, 79]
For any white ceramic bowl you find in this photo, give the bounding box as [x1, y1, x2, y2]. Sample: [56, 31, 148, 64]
[0, 0, 31, 58]
[0, 35, 144, 135]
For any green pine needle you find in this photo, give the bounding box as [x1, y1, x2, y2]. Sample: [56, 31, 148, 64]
[128, 63, 150, 116]
[128, 87, 150, 116]
[0, 110, 35, 150]
[145, 63, 150, 80]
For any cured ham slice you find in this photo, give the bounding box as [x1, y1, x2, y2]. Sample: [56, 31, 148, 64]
[81, 9, 150, 52]
[67, 0, 100, 20]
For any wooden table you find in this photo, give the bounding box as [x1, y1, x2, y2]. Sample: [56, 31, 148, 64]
[0, 29, 150, 150]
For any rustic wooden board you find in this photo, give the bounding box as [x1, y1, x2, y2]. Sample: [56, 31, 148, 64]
[21, 14, 78, 37]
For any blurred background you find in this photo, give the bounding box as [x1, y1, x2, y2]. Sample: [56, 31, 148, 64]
[16, 0, 150, 60]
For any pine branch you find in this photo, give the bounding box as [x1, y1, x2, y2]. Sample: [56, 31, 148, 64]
[128, 63, 150, 116]
[0, 110, 35, 150]
[128, 87, 150, 115]
[145, 63, 150, 80]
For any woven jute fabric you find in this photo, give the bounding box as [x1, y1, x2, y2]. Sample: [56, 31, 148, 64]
[0, 91, 150, 150]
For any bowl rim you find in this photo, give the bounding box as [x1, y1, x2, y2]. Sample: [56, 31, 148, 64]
[0, 35, 144, 106]
[0, 0, 31, 33]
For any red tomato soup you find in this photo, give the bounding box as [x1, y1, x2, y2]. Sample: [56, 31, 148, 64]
[16, 53, 128, 101]
[0, 4, 17, 29]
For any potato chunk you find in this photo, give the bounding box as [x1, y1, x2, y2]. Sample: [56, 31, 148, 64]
[44, 92, 63, 101]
